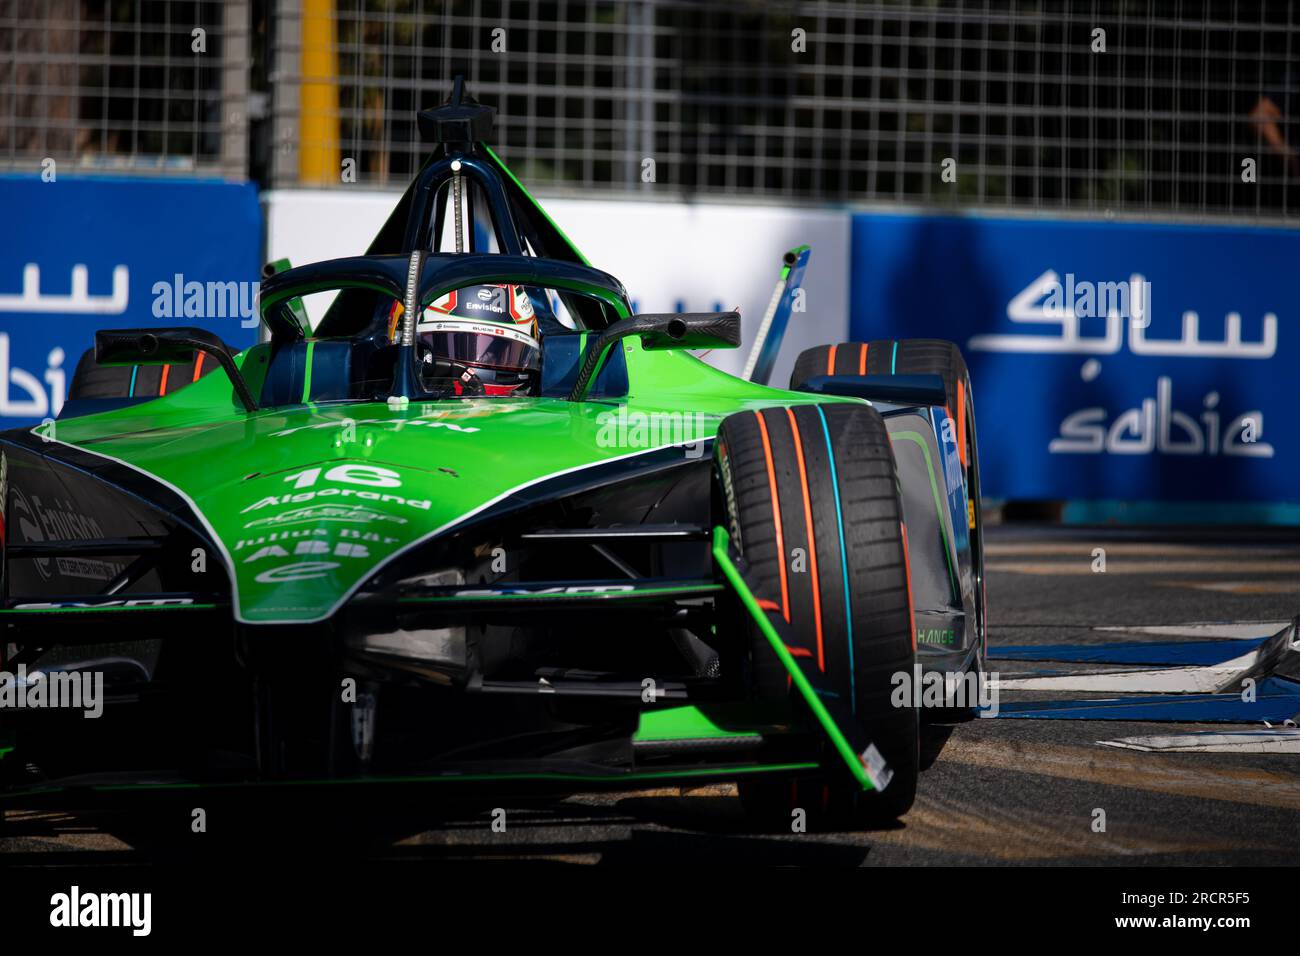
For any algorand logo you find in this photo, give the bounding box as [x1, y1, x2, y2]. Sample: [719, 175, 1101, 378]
[240, 488, 432, 513]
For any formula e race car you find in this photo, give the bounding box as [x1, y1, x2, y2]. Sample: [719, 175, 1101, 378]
[0, 80, 984, 833]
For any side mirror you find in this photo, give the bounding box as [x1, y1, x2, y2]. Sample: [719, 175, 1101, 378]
[634, 312, 743, 351]
[94, 327, 259, 412]
[569, 311, 741, 401]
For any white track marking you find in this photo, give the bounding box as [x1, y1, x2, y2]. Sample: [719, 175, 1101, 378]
[987, 559, 1300, 575]
[1159, 580, 1300, 595]
[992, 651, 1256, 694]
[996, 620, 1298, 694]
[1094, 621, 1288, 639]
[1099, 730, 1300, 753]
[986, 542, 1293, 557]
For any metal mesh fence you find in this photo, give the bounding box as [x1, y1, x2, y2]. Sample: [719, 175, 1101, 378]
[269, 0, 1300, 220]
[4, 1, 1299, 220]
[0, 0, 248, 177]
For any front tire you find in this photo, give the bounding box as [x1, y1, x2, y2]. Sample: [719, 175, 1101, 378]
[714, 403, 919, 827]
[793, 338, 987, 690]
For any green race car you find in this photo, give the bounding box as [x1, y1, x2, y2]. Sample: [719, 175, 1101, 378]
[0, 81, 985, 832]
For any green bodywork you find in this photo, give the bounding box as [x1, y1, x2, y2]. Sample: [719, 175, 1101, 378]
[37, 341, 854, 625]
[712, 527, 880, 791]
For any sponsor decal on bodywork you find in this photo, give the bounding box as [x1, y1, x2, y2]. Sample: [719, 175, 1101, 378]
[243, 503, 409, 529]
[269, 417, 480, 438]
[917, 627, 958, 646]
[8, 485, 124, 582]
[11, 598, 196, 610]
[240, 489, 433, 513]
[452, 584, 637, 597]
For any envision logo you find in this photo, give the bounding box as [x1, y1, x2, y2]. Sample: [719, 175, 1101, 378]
[9, 487, 106, 581]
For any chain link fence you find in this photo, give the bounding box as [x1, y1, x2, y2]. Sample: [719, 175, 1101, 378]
[0, 0, 250, 178]
[4, 1, 1298, 220]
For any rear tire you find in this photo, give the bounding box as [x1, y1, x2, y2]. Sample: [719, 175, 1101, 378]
[67, 347, 135, 400]
[714, 403, 919, 828]
[791, 338, 968, 415]
[66, 339, 225, 403]
[792, 338, 976, 522]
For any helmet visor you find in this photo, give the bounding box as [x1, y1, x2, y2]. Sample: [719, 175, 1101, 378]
[417, 319, 540, 373]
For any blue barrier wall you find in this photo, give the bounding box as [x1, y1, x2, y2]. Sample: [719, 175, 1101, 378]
[0, 177, 261, 430]
[850, 212, 1299, 502]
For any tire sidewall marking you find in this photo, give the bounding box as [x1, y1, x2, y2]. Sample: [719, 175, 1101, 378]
[714, 438, 742, 553]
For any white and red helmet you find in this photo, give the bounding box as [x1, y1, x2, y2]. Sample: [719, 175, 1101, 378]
[417, 284, 540, 395]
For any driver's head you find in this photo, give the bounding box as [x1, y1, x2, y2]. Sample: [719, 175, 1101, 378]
[417, 284, 541, 396]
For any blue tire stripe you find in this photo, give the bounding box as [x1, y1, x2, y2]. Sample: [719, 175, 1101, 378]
[890, 340, 898, 374]
[815, 405, 855, 714]
[128, 365, 138, 397]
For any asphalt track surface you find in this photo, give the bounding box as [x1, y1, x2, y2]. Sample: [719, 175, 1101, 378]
[3, 524, 1299, 866]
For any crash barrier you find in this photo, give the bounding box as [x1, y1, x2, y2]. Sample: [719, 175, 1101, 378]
[849, 212, 1299, 503]
[0, 177, 262, 430]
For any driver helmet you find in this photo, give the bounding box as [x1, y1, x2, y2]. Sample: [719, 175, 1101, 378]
[417, 284, 541, 396]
